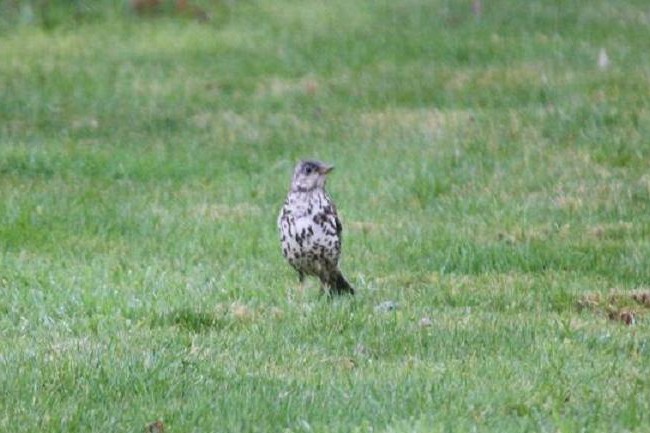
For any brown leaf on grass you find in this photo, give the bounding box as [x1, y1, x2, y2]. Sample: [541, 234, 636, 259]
[608, 310, 635, 326]
[631, 291, 650, 307]
[146, 420, 164, 433]
[131, 0, 162, 14]
[304, 79, 319, 96]
[339, 357, 357, 370]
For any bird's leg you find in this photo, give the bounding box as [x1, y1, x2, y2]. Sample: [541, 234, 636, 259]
[296, 271, 305, 299]
[287, 271, 306, 303]
[319, 273, 334, 298]
[297, 271, 306, 294]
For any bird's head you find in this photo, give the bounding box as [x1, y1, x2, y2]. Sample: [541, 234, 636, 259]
[291, 160, 334, 192]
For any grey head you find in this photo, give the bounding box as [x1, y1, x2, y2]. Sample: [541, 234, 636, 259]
[291, 160, 334, 192]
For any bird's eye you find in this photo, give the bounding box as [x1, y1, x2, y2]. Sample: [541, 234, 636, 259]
[305, 166, 313, 174]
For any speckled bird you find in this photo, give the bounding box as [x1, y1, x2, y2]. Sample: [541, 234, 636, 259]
[278, 160, 354, 296]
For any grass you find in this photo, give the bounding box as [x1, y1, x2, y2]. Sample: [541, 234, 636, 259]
[1, 0, 650, 431]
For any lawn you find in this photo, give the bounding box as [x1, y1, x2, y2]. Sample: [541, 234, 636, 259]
[1, 0, 650, 431]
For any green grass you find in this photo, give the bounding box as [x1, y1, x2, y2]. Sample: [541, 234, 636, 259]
[1, 0, 650, 431]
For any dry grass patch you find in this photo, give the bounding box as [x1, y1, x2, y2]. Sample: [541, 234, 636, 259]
[586, 221, 634, 240]
[577, 289, 650, 325]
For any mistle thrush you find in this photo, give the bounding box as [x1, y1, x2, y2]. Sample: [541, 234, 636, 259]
[278, 160, 354, 296]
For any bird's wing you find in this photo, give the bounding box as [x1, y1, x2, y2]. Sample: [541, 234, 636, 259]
[334, 212, 343, 237]
[326, 193, 343, 237]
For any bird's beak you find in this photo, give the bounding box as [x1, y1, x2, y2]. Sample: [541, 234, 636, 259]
[318, 164, 334, 175]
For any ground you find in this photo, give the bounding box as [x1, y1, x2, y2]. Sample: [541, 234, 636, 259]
[1, 0, 649, 432]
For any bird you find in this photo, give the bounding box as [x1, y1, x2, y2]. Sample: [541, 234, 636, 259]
[278, 160, 354, 296]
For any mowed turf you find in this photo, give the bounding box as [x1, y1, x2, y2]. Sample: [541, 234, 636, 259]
[1, 0, 650, 431]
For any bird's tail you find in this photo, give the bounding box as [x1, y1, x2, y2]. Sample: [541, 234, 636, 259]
[331, 270, 354, 296]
